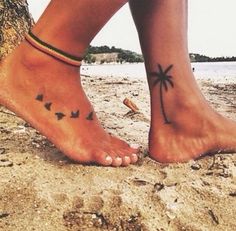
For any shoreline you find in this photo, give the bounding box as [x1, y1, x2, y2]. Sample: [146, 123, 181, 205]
[81, 62, 236, 83]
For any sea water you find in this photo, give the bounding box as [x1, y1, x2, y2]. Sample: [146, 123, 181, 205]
[81, 61, 236, 82]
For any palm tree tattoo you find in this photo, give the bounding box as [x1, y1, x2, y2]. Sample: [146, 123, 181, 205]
[150, 64, 174, 124]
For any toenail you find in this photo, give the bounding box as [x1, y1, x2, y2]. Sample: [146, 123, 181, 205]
[116, 157, 122, 162]
[105, 155, 112, 163]
[130, 144, 140, 149]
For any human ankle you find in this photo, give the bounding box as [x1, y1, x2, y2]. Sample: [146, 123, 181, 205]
[151, 85, 213, 130]
[17, 42, 80, 74]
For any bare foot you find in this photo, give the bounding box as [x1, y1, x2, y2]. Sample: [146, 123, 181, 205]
[148, 63, 236, 163]
[0, 42, 139, 166]
[129, 0, 236, 163]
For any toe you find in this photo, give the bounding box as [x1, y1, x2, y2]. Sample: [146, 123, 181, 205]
[112, 156, 122, 167]
[130, 153, 138, 163]
[95, 151, 113, 166]
[122, 156, 131, 166]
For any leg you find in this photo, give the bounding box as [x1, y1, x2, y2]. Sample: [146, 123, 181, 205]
[129, 0, 236, 162]
[0, 0, 139, 166]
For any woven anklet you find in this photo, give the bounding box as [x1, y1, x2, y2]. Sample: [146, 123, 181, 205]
[25, 31, 83, 67]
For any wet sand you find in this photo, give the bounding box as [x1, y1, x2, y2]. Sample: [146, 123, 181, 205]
[0, 74, 236, 231]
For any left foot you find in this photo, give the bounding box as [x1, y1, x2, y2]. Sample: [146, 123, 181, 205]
[148, 63, 236, 163]
[0, 42, 139, 167]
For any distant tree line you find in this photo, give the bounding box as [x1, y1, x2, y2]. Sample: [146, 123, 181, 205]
[84, 45, 144, 63]
[190, 53, 236, 62]
[84, 46, 236, 64]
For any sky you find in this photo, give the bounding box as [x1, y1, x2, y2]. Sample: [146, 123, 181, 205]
[27, 0, 236, 57]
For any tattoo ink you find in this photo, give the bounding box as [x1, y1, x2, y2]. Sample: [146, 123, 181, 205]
[44, 102, 52, 111]
[86, 111, 94, 121]
[149, 64, 174, 124]
[35, 94, 43, 102]
[70, 110, 80, 118]
[55, 112, 66, 120]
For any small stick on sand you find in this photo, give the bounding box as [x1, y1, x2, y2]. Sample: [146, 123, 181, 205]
[123, 98, 139, 113]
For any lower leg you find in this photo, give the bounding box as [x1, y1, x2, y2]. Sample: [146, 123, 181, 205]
[129, 0, 236, 162]
[34, 0, 128, 56]
[0, 0, 139, 166]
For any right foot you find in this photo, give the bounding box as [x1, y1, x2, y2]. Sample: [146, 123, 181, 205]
[0, 42, 139, 167]
[148, 62, 236, 163]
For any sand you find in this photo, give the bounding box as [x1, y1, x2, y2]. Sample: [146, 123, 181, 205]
[0, 73, 236, 231]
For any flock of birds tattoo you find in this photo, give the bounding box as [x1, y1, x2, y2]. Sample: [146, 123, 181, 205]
[35, 63, 172, 124]
[149, 64, 174, 124]
[35, 94, 93, 121]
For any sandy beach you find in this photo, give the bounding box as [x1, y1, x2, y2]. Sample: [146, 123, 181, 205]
[0, 73, 236, 231]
